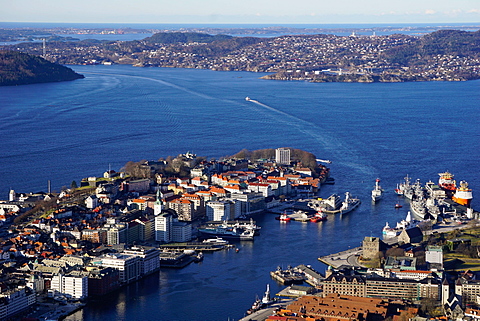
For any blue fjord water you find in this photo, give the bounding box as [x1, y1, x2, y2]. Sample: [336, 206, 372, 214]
[0, 65, 479, 320]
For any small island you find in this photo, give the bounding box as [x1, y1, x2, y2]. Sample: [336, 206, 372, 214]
[0, 50, 84, 86]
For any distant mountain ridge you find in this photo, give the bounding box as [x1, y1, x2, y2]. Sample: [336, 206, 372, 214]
[0, 50, 84, 86]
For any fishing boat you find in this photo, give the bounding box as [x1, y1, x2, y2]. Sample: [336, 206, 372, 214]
[371, 178, 383, 202]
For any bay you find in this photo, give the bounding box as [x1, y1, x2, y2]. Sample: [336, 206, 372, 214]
[0, 65, 479, 320]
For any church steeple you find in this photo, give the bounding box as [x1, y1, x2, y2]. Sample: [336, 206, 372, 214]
[154, 188, 163, 215]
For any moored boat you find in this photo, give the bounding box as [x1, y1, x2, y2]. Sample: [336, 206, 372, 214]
[310, 209, 327, 222]
[438, 171, 456, 192]
[202, 237, 229, 245]
[197, 223, 255, 241]
[276, 212, 291, 222]
[339, 192, 361, 214]
[452, 180, 473, 207]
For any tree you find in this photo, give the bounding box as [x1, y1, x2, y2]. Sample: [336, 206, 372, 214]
[70, 180, 78, 189]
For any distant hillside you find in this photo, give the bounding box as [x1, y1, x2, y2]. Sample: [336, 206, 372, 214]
[143, 32, 233, 44]
[0, 50, 84, 86]
[383, 29, 480, 65]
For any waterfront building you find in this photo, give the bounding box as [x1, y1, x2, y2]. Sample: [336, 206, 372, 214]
[122, 246, 160, 275]
[229, 192, 266, 216]
[100, 253, 141, 284]
[275, 148, 291, 165]
[0, 287, 36, 320]
[87, 267, 121, 296]
[206, 200, 238, 221]
[51, 272, 88, 299]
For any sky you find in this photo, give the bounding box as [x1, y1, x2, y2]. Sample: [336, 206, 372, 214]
[1, 0, 480, 24]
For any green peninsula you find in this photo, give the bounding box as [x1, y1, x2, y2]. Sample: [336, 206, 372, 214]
[0, 50, 84, 86]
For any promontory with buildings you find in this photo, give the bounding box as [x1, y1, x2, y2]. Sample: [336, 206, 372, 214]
[0, 147, 480, 320]
[1, 27, 480, 82]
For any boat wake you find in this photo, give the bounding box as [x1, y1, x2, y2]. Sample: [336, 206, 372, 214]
[245, 98, 376, 177]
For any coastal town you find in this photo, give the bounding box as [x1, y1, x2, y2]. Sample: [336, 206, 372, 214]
[0, 146, 479, 320]
[1, 27, 480, 82]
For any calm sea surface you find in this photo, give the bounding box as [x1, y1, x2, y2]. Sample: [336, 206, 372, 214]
[1, 65, 479, 320]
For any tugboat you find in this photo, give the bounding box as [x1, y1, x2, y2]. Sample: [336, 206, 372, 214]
[246, 284, 276, 315]
[310, 209, 327, 222]
[371, 178, 383, 202]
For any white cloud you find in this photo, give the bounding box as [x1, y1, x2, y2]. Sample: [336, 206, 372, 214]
[425, 9, 436, 15]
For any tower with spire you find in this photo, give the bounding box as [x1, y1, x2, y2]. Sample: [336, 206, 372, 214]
[154, 188, 163, 215]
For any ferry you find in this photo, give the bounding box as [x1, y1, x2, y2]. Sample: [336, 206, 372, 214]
[371, 178, 383, 202]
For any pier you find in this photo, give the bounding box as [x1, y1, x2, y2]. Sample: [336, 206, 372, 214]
[317, 247, 364, 269]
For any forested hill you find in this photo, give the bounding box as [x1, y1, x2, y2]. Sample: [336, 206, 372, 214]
[0, 50, 84, 86]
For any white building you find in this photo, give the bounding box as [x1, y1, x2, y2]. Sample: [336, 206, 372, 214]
[122, 246, 160, 275]
[206, 201, 234, 221]
[51, 273, 88, 300]
[0, 287, 36, 320]
[101, 253, 141, 284]
[275, 148, 291, 165]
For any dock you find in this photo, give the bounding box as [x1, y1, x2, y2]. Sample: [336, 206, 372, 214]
[270, 267, 306, 285]
[158, 242, 228, 251]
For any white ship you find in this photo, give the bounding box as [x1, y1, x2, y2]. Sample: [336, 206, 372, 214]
[371, 178, 383, 202]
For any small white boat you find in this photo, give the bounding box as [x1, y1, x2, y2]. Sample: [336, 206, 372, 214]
[202, 237, 228, 244]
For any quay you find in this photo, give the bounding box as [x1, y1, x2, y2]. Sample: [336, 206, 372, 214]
[318, 246, 364, 269]
[158, 242, 228, 251]
[270, 267, 306, 285]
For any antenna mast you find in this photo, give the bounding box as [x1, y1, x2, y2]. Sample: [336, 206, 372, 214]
[42, 39, 46, 58]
